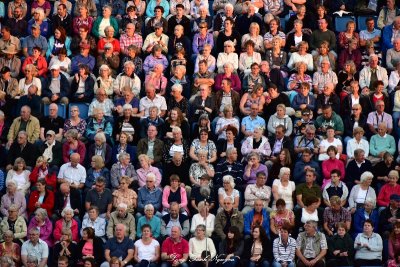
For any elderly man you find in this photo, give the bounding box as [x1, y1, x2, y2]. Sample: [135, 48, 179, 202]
[7, 105, 40, 147]
[88, 88, 115, 117]
[312, 59, 338, 94]
[0, 46, 21, 79]
[143, 21, 169, 54]
[53, 182, 82, 221]
[57, 153, 86, 190]
[136, 173, 162, 219]
[96, 42, 120, 75]
[293, 148, 321, 184]
[378, 0, 400, 29]
[113, 61, 141, 98]
[214, 197, 244, 243]
[294, 126, 321, 159]
[241, 103, 266, 138]
[359, 54, 388, 94]
[85, 176, 112, 219]
[161, 226, 189, 267]
[161, 202, 190, 238]
[314, 104, 344, 138]
[6, 131, 38, 170]
[215, 147, 244, 187]
[382, 16, 400, 53]
[136, 204, 161, 239]
[323, 196, 351, 236]
[296, 220, 327, 267]
[22, 24, 48, 57]
[137, 125, 164, 167]
[315, 82, 340, 115]
[386, 38, 400, 71]
[243, 199, 270, 237]
[71, 42, 95, 74]
[0, 26, 21, 56]
[102, 224, 134, 267]
[367, 100, 393, 135]
[92, 5, 119, 38]
[120, 23, 143, 55]
[213, 3, 236, 37]
[310, 18, 337, 54]
[39, 130, 63, 168]
[296, 169, 322, 208]
[346, 149, 372, 187]
[243, 173, 271, 214]
[21, 228, 48, 267]
[39, 103, 64, 142]
[107, 203, 136, 240]
[369, 123, 396, 163]
[193, 60, 215, 93]
[139, 84, 167, 118]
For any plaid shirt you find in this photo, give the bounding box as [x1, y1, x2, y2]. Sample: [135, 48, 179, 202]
[120, 33, 143, 52]
[323, 207, 351, 231]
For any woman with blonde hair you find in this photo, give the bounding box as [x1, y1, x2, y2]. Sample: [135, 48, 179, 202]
[112, 175, 137, 213]
[95, 65, 114, 97]
[241, 22, 264, 53]
[287, 41, 313, 72]
[6, 158, 30, 195]
[85, 155, 111, 191]
[272, 167, 295, 210]
[216, 40, 239, 73]
[218, 175, 240, 210]
[265, 36, 288, 76]
[18, 64, 41, 96]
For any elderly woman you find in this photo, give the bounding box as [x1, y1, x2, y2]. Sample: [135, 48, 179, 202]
[285, 19, 311, 54]
[318, 127, 343, 161]
[27, 178, 54, 217]
[81, 206, 106, 241]
[6, 158, 30, 195]
[92, 5, 119, 38]
[270, 198, 295, 237]
[189, 129, 217, 162]
[95, 65, 114, 97]
[191, 5, 211, 30]
[272, 167, 296, 210]
[29, 156, 57, 191]
[377, 170, 400, 207]
[267, 104, 293, 137]
[215, 105, 240, 140]
[113, 105, 139, 138]
[97, 26, 120, 55]
[0, 230, 20, 265]
[53, 207, 79, 243]
[167, 65, 190, 99]
[133, 224, 160, 266]
[194, 44, 216, 73]
[165, 107, 189, 140]
[313, 41, 336, 72]
[0, 181, 26, 219]
[241, 22, 264, 53]
[239, 40, 262, 75]
[28, 8, 49, 37]
[85, 108, 113, 142]
[346, 127, 369, 159]
[0, 204, 27, 245]
[111, 132, 136, 164]
[191, 84, 215, 122]
[243, 152, 269, 185]
[352, 198, 379, 239]
[266, 36, 288, 75]
[85, 155, 111, 191]
[77, 227, 104, 265]
[112, 175, 137, 213]
[217, 40, 238, 73]
[189, 150, 215, 187]
[321, 146, 345, 188]
[145, 63, 167, 96]
[218, 175, 240, 210]
[62, 129, 86, 164]
[241, 127, 271, 161]
[190, 201, 215, 237]
[189, 224, 216, 265]
[162, 175, 188, 215]
[354, 220, 383, 267]
[349, 171, 376, 213]
[163, 127, 189, 164]
[18, 64, 41, 96]
[63, 108, 87, 140]
[87, 132, 112, 167]
[137, 155, 161, 188]
[110, 152, 137, 191]
[143, 45, 168, 76]
[52, 228, 78, 266]
[287, 61, 313, 93]
[136, 204, 161, 239]
[27, 208, 53, 247]
[139, 106, 165, 139]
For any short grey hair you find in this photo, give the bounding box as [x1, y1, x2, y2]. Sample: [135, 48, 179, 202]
[171, 83, 183, 93]
[360, 171, 374, 183]
[61, 207, 74, 217]
[222, 175, 235, 188]
[118, 152, 130, 161]
[94, 132, 106, 143]
[278, 167, 291, 179]
[35, 208, 48, 220]
[146, 172, 156, 182]
[144, 204, 154, 211]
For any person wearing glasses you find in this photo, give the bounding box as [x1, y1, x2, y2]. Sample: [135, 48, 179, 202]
[192, 22, 213, 61]
[136, 174, 162, 219]
[84, 177, 112, 220]
[189, 224, 216, 267]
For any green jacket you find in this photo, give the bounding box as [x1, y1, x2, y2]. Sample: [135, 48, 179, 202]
[92, 16, 119, 38]
[214, 208, 244, 240]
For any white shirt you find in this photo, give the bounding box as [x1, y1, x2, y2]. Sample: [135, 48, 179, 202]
[139, 95, 167, 117]
[57, 162, 86, 185]
[134, 239, 159, 261]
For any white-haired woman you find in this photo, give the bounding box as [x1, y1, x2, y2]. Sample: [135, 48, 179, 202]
[215, 104, 240, 140]
[6, 158, 30, 195]
[27, 208, 52, 247]
[167, 84, 189, 117]
[267, 104, 293, 137]
[352, 198, 379, 239]
[214, 62, 242, 92]
[241, 127, 272, 160]
[28, 7, 50, 37]
[137, 155, 162, 188]
[218, 175, 240, 211]
[145, 63, 167, 96]
[272, 167, 295, 210]
[0, 181, 26, 219]
[53, 207, 79, 243]
[349, 171, 376, 214]
[95, 65, 114, 97]
[189, 150, 215, 187]
[190, 201, 215, 237]
[217, 40, 239, 73]
[87, 132, 112, 167]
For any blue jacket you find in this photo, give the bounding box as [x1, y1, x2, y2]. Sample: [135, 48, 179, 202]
[85, 117, 113, 140]
[111, 144, 136, 165]
[85, 168, 111, 189]
[244, 208, 270, 238]
[293, 160, 321, 184]
[42, 73, 70, 99]
[137, 186, 162, 213]
[291, 93, 316, 111]
[382, 24, 395, 52]
[352, 208, 379, 239]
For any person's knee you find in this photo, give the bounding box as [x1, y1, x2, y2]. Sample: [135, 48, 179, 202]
[60, 97, 69, 105]
[42, 97, 50, 104]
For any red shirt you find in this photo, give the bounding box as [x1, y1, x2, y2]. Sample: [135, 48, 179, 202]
[161, 237, 189, 261]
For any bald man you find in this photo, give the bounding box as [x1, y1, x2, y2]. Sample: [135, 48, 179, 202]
[57, 153, 86, 189]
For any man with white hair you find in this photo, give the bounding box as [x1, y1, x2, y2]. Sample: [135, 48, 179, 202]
[382, 16, 400, 52]
[214, 197, 244, 242]
[39, 103, 64, 142]
[8, 105, 40, 146]
[42, 64, 70, 105]
[107, 203, 136, 240]
[369, 123, 396, 162]
[312, 59, 338, 94]
[88, 88, 115, 117]
[137, 172, 162, 218]
[21, 228, 48, 267]
[359, 54, 389, 94]
[367, 99, 393, 135]
[113, 61, 141, 98]
[119, 23, 143, 54]
[385, 37, 400, 71]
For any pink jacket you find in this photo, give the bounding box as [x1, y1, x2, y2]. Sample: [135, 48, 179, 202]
[28, 217, 53, 247]
[162, 186, 188, 213]
[377, 184, 400, 207]
[137, 166, 162, 188]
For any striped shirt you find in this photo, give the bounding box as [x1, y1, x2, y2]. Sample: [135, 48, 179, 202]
[273, 236, 296, 263]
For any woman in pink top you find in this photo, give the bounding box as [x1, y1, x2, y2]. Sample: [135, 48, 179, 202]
[136, 154, 161, 188]
[377, 170, 400, 207]
[321, 146, 345, 188]
[162, 174, 188, 214]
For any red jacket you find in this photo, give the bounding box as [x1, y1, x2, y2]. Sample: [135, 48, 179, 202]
[29, 166, 57, 191]
[62, 141, 86, 165]
[27, 190, 55, 217]
[53, 218, 79, 243]
[22, 55, 48, 77]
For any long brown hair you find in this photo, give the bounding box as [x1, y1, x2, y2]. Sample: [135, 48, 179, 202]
[167, 107, 184, 126]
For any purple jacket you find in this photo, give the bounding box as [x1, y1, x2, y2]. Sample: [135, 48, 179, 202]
[28, 217, 53, 247]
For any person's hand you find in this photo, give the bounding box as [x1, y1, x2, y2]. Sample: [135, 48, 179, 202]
[106, 211, 111, 220]
[51, 94, 59, 101]
[34, 202, 40, 208]
[220, 152, 226, 157]
[341, 252, 348, 256]
[299, 104, 306, 109]
[309, 259, 318, 266]
[75, 73, 79, 82]
[333, 250, 340, 256]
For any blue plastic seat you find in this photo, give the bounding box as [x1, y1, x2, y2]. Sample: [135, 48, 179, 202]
[68, 103, 89, 119]
[357, 15, 378, 31]
[43, 103, 67, 118]
[334, 16, 355, 32]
